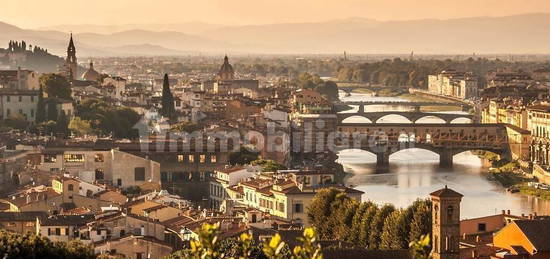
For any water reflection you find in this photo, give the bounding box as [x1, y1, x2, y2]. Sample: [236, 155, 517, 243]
[337, 92, 550, 218]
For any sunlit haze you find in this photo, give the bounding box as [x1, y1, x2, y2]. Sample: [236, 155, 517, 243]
[2, 0, 550, 28]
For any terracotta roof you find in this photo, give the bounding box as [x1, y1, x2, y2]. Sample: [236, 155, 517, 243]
[513, 219, 550, 252]
[40, 214, 95, 226]
[430, 186, 463, 198]
[217, 166, 246, 174]
[0, 211, 47, 221]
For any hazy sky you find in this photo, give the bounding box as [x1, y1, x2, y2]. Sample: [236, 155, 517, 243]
[2, 0, 550, 28]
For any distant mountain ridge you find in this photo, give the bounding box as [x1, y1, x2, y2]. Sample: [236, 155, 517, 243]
[1, 13, 550, 56]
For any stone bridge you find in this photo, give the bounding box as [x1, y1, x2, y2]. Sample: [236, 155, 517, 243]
[334, 123, 511, 168]
[334, 101, 468, 112]
[337, 111, 473, 124]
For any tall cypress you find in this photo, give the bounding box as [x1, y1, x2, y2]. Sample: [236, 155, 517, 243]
[47, 102, 58, 121]
[160, 73, 175, 120]
[56, 111, 69, 136]
[35, 86, 46, 124]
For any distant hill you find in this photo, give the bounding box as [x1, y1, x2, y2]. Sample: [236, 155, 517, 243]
[1, 13, 550, 56]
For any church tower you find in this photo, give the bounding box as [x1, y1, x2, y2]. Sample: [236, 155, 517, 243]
[65, 33, 78, 81]
[430, 186, 463, 259]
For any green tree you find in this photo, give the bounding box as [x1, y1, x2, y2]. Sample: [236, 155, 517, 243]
[333, 199, 359, 241]
[306, 188, 344, 239]
[160, 73, 176, 120]
[229, 147, 259, 165]
[358, 205, 379, 247]
[409, 201, 432, 244]
[0, 230, 95, 258]
[35, 86, 46, 124]
[39, 73, 71, 99]
[68, 116, 94, 136]
[347, 201, 374, 243]
[380, 210, 409, 249]
[47, 102, 58, 121]
[251, 159, 287, 172]
[55, 111, 69, 136]
[409, 235, 432, 259]
[368, 204, 395, 249]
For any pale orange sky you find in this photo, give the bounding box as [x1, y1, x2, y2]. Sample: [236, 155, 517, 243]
[2, 0, 550, 28]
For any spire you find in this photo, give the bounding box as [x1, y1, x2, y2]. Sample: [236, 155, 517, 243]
[69, 33, 75, 49]
[224, 55, 229, 64]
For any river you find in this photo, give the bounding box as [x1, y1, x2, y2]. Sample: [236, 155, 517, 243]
[337, 92, 550, 219]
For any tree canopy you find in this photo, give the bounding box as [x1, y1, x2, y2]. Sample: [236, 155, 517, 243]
[75, 98, 141, 138]
[39, 73, 72, 99]
[0, 230, 95, 259]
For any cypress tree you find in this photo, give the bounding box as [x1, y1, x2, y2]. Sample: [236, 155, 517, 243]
[160, 73, 175, 120]
[35, 86, 46, 124]
[56, 111, 69, 136]
[47, 102, 57, 121]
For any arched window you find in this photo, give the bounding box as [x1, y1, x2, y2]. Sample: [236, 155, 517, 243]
[68, 184, 74, 191]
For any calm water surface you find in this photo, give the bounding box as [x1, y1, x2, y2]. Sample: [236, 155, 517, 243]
[337, 92, 550, 219]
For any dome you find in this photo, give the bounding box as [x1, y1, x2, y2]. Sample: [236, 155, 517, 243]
[81, 61, 100, 81]
[217, 55, 234, 80]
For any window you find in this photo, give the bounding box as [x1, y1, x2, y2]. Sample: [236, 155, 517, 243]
[55, 228, 61, 235]
[188, 155, 195, 163]
[200, 154, 206, 163]
[478, 223, 487, 232]
[44, 154, 57, 163]
[64, 154, 84, 163]
[94, 154, 104, 162]
[278, 202, 285, 212]
[447, 206, 454, 221]
[31, 96, 34, 102]
[95, 169, 104, 180]
[6, 109, 10, 117]
[18, 96, 22, 102]
[68, 184, 74, 191]
[134, 167, 145, 181]
[294, 203, 303, 213]
[136, 252, 143, 259]
[30, 109, 34, 117]
[117, 179, 122, 186]
[6, 96, 10, 102]
[210, 155, 217, 163]
[177, 155, 184, 162]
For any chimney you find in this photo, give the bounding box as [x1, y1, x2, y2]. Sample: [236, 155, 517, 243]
[534, 212, 538, 218]
[529, 214, 533, 220]
[507, 210, 510, 215]
[501, 210, 505, 215]
[521, 213, 525, 218]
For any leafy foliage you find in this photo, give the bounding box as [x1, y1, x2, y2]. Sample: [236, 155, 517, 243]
[167, 223, 321, 259]
[251, 159, 287, 172]
[75, 98, 141, 138]
[293, 73, 338, 101]
[0, 230, 95, 259]
[39, 73, 71, 99]
[307, 188, 432, 250]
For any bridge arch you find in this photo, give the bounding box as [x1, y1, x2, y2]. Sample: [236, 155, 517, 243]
[450, 117, 473, 124]
[341, 115, 373, 123]
[415, 115, 447, 124]
[375, 114, 413, 123]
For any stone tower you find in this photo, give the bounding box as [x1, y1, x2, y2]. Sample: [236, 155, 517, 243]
[430, 185, 463, 259]
[65, 33, 78, 81]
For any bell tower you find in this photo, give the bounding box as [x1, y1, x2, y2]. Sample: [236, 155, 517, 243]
[65, 33, 78, 81]
[430, 185, 463, 259]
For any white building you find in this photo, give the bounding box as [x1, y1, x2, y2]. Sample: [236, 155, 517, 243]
[0, 89, 38, 122]
[210, 165, 261, 210]
[428, 70, 478, 100]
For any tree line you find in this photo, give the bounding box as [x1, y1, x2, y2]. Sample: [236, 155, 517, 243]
[307, 188, 432, 251]
[0, 230, 95, 259]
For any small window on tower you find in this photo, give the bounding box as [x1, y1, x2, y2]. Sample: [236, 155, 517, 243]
[447, 206, 454, 221]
